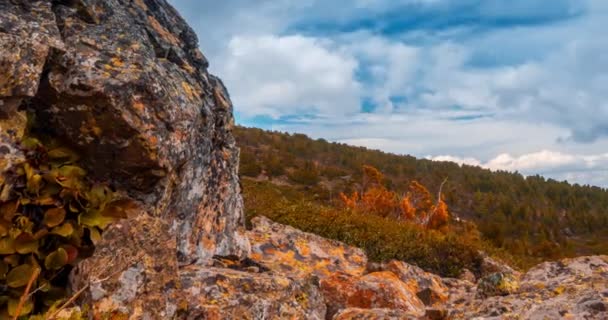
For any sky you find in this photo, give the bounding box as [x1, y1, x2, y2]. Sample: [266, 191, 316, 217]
[170, 0, 608, 187]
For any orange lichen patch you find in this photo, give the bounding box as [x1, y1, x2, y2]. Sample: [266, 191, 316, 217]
[110, 57, 125, 68]
[383, 260, 448, 305]
[295, 239, 311, 257]
[182, 62, 195, 74]
[147, 15, 180, 46]
[247, 216, 368, 280]
[181, 81, 197, 99]
[133, 100, 145, 113]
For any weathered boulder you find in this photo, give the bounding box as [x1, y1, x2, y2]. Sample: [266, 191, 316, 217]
[1, 0, 249, 270]
[178, 266, 326, 320]
[320, 271, 426, 318]
[248, 216, 368, 279]
[69, 211, 181, 318]
[380, 260, 448, 306]
[333, 308, 419, 320]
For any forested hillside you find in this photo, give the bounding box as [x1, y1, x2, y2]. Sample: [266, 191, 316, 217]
[235, 126, 608, 267]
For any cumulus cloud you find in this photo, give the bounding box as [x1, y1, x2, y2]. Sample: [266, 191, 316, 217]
[219, 35, 361, 117]
[169, 0, 608, 187]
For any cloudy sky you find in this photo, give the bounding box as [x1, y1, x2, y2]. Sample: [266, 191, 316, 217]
[170, 0, 608, 187]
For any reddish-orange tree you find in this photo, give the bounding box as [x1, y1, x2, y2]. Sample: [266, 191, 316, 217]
[340, 165, 450, 231]
[340, 165, 399, 217]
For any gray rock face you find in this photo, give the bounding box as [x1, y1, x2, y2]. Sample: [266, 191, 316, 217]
[1, 0, 249, 266]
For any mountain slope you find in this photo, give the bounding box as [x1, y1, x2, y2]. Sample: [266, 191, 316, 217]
[235, 126, 608, 266]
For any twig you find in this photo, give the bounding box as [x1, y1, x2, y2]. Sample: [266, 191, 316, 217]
[45, 284, 89, 320]
[425, 177, 448, 227]
[28, 267, 65, 299]
[13, 267, 41, 320]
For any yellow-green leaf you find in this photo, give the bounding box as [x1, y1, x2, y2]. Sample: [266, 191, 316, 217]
[79, 210, 115, 229]
[43, 207, 66, 228]
[26, 173, 43, 194]
[15, 233, 38, 254]
[51, 223, 74, 238]
[45, 248, 68, 270]
[3, 255, 19, 267]
[6, 264, 35, 288]
[7, 297, 33, 316]
[20, 137, 41, 150]
[89, 227, 102, 245]
[47, 147, 79, 162]
[0, 237, 15, 254]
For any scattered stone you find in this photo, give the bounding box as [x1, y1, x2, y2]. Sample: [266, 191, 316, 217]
[476, 272, 520, 298]
[457, 268, 476, 283]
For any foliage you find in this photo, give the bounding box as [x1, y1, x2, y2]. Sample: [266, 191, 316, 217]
[242, 179, 483, 277]
[340, 165, 450, 231]
[0, 137, 124, 317]
[235, 126, 608, 263]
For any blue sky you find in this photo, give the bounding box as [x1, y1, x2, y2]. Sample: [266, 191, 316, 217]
[170, 0, 608, 187]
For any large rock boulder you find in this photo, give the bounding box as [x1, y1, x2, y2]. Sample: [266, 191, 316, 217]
[320, 271, 426, 318]
[1, 0, 249, 268]
[248, 216, 368, 279]
[375, 260, 449, 306]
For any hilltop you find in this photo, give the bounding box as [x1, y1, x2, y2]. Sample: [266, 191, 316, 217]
[235, 126, 608, 268]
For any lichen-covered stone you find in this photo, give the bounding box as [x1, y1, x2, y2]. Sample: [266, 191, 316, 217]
[320, 271, 426, 318]
[1, 0, 249, 270]
[69, 212, 180, 318]
[447, 256, 608, 319]
[178, 266, 326, 320]
[248, 216, 368, 279]
[476, 272, 520, 298]
[333, 308, 419, 320]
[381, 260, 448, 306]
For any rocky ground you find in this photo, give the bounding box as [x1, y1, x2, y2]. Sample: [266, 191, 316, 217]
[1, 1, 607, 319]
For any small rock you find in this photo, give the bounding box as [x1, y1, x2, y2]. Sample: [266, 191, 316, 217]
[476, 272, 520, 298]
[457, 268, 476, 283]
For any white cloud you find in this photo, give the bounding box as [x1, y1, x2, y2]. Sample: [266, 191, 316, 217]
[219, 35, 362, 117]
[169, 0, 608, 187]
[429, 151, 608, 186]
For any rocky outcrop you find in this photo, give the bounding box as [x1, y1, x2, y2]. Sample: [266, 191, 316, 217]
[248, 216, 368, 279]
[1, 0, 249, 316]
[1, 0, 249, 268]
[3, 1, 608, 320]
[320, 271, 425, 318]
